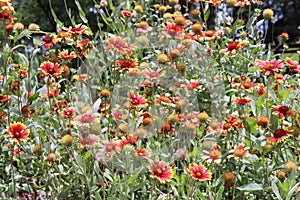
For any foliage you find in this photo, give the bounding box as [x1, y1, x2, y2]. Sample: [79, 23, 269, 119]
[0, 0, 300, 199]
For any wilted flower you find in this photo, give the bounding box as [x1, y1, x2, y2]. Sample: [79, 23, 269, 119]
[224, 172, 236, 187]
[284, 161, 298, 173]
[14, 22, 24, 31]
[136, 21, 153, 33]
[226, 0, 236, 7]
[105, 37, 136, 55]
[262, 8, 274, 20]
[276, 171, 287, 180]
[174, 148, 188, 161]
[134, 5, 143, 13]
[32, 144, 42, 156]
[61, 134, 74, 146]
[28, 23, 40, 32]
[190, 9, 201, 19]
[191, 23, 203, 34]
[74, 112, 99, 125]
[256, 116, 270, 128]
[47, 152, 57, 162]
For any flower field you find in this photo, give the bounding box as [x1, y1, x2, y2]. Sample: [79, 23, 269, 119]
[0, 0, 300, 199]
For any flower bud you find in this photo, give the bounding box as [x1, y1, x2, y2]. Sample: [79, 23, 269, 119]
[262, 8, 274, 20]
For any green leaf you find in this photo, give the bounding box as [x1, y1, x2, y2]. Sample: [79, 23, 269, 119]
[49, 0, 63, 28]
[272, 179, 283, 200]
[127, 173, 138, 185]
[216, 186, 225, 200]
[270, 114, 279, 131]
[246, 117, 257, 134]
[237, 182, 263, 191]
[287, 182, 300, 200]
[195, 189, 207, 200]
[75, 0, 88, 23]
[74, 151, 85, 173]
[204, 9, 210, 21]
[108, 0, 115, 11]
[83, 151, 92, 162]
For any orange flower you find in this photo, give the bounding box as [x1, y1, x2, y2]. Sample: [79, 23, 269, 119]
[115, 58, 137, 71]
[233, 144, 249, 159]
[59, 49, 77, 61]
[6, 122, 30, 145]
[234, 97, 252, 105]
[0, 94, 9, 103]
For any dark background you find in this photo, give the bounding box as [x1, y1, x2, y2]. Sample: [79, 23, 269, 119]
[13, 0, 300, 44]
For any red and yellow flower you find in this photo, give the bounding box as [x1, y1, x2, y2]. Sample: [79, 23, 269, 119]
[286, 57, 300, 73]
[149, 161, 175, 184]
[234, 97, 252, 105]
[134, 148, 149, 159]
[128, 91, 147, 107]
[272, 105, 292, 120]
[115, 58, 137, 71]
[40, 61, 61, 77]
[256, 59, 283, 76]
[267, 128, 291, 144]
[59, 49, 77, 61]
[187, 163, 212, 181]
[6, 122, 30, 145]
[61, 107, 75, 118]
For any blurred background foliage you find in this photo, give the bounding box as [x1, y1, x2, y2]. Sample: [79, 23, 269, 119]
[13, 0, 300, 44]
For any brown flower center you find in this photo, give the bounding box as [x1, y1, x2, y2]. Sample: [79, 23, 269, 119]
[274, 129, 287, 138]
[156, 168, 163, 175]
